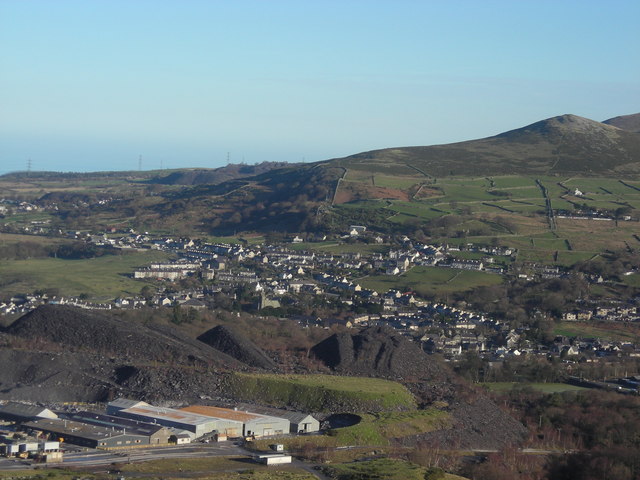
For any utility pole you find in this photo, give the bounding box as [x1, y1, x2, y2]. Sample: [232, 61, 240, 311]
[27, 158, 32, 175]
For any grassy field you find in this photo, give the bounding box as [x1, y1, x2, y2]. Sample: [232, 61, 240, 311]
[481, 382, 588, 393]
[230, 373, 416, 412]
[253, 409, 449, 454]
[0, 232, 73, 246]
[330, 409, 450, 446]
[121, 456, 316, 479]
[358, 266, 503, 297]
[0, 470, 83, 480]
[374, 174, 422, 189]
[554, 321, 640, 343]
[0, 250, 172, 300]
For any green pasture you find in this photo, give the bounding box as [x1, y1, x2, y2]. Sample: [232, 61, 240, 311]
[495, 186, 542, 199]
[439, 177, 491, 187]
[489, 176, 537, 188]
[554, 321, 640, 343]
[0, 250, 171, 300]
[375, 175, 421, 189]
[564, 178, 639, 195]
[0, 232, 72, 246]
[359, 266, 503, 297]
[439, 184, 497, 202]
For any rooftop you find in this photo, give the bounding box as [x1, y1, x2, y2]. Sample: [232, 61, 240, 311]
[180, 405, 263, 423]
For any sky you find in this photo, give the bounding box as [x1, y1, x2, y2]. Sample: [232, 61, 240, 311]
[1, 0, 639, 174]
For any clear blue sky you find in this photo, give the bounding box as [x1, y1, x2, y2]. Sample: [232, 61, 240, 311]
[1, 0, 639, 174]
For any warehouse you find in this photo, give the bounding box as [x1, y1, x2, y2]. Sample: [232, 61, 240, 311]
[180, 405, 289, 438]
[109, 402, 240, 438]
[60, 411, 174, 444]
[236, 403, 320, 433]
[22, 418, 148, 449]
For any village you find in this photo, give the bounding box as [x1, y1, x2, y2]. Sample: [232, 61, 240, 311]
[2, 227, 640, 380]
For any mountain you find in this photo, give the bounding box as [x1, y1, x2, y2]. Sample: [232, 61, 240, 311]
[4, 113, 638, 236]
[603, 113, 640, 133]
[148, 162, 293, 186]
[334, 114, 640, 177]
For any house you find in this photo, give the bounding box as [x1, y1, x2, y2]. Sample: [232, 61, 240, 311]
[450, 259, 484, 271]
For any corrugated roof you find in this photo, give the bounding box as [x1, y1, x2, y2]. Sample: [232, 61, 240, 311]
[235, 403, 317, 423]
[0, 402, 58, 420]
[61, 411, 169, 436]
[180, 405, 262, 422]
[22, 418, 143, 442]
[123, 405, 226, 426]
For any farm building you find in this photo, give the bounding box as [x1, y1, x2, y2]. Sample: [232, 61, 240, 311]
[0, 403, 58, 423]
[236, 404, 320, 433]
[22, 418, 149, 449]
[59, 411, 175, 445]
[180, 405, 289, 438]
[108, 402, 240, 438]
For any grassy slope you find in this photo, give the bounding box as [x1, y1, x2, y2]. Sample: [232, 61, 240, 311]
[230, 373, 416, 412]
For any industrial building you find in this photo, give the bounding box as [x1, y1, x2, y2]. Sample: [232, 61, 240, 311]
[235, 404, 320, 433]
[180, 405, 289, 438]
[107, 401, 241, 438]
[22, 418, 149, 449]
[59, 411, 175, 445]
